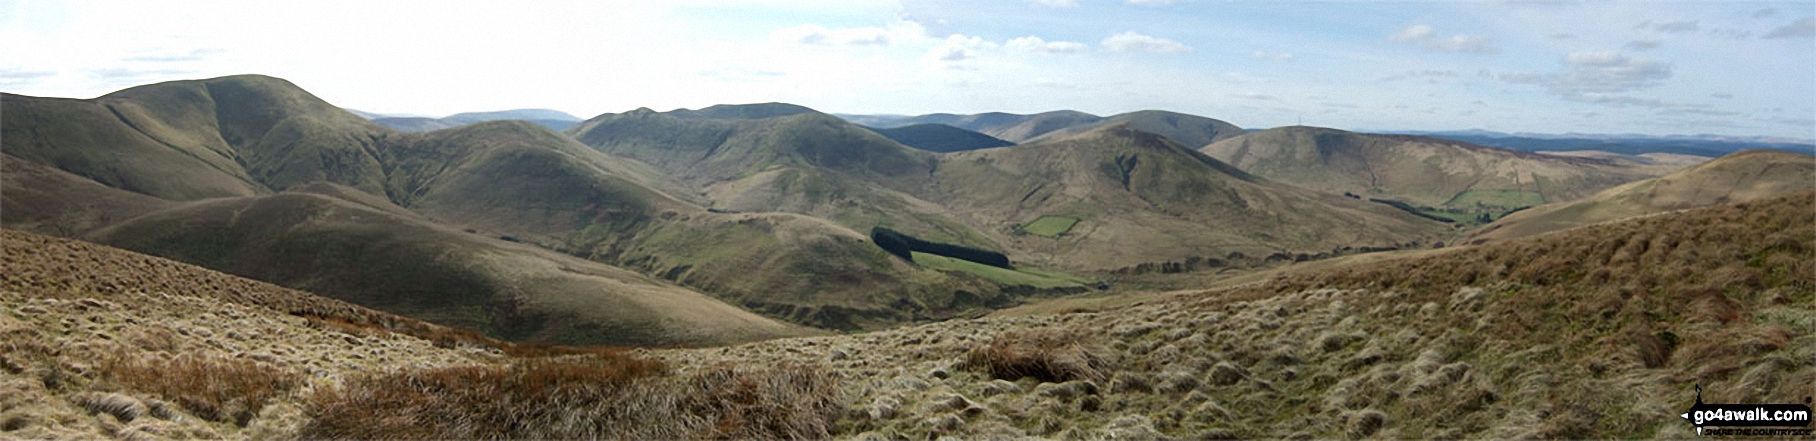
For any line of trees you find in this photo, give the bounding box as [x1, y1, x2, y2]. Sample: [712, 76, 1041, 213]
[1367, 198, 1455, 223]
[870, 227, 1012, 269]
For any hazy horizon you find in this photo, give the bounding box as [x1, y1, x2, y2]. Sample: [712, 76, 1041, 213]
[4, 0, 1813, 138]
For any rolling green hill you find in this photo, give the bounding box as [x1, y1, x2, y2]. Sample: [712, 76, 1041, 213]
[1202, 126, 1667, 212]
[866, 123, 1014, 152]
[927, 124, 1447, 271]
[0, 154, 175, 236]
[82, 185, 811, 346]
[1, 75, 390, 199]
[565, 104, 997, 248]
[1469, 150, 1816, 242]
[1024, 110, 1247, 148]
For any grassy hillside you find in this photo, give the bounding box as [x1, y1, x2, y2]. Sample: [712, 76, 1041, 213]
[1203, 126, 1668, 214]
[1470, 150, 1815, 243]
[82, 187, 809, 346]
[867, 123, 1014, 153]
[929, 124, 1447, 271]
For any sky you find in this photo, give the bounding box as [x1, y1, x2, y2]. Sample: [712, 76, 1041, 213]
[2, 0, 1813, 139]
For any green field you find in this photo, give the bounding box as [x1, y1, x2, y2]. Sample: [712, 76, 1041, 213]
[912, 252, 1086, 289]
[1444, 190, 1545, 209]
[1019, 215, 1080, 238]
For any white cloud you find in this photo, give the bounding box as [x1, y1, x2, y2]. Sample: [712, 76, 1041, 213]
[1251, 50, 1292, 62]
[1428, 35, 1497, 53]
[1101, 31, 1191, 54]
[1377, 70, 1458, 83]
[1030, 0, 1078, 8]
[1635, 20, 1699, 34]
[1388, 24, 1497, 54]
[1389, 25, 1434, 42]
[1763, 17, 1815, 39]
[770, 21, 927, 46]
[1006, 36, 1088, 54]
[1501, 51, 1673, 104]
[1234, 92, 1276, 101]
[922, 34, 995, 66]
[1624, 40, 1661, 51]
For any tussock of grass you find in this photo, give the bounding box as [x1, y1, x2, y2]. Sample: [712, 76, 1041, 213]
[302, 354, 841, 440]
[964, 328, 1112, 383]
[98, 354, 300, 425]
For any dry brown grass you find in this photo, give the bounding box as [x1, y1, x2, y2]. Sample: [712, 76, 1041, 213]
[964, 328, 1113, 383]
[302, 353, 841, 440]
[98, 354, 301, 425]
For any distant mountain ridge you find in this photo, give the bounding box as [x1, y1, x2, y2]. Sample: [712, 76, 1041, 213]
[839, 109, 1246, 151]
[865, 123, 1013, 152]
[369, 108, 582, 133]
[1380, 129, 1815, 157]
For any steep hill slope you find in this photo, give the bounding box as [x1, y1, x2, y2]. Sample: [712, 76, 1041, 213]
[928, 125, 1445, 270]
[1203, 126, 1664, 211]
[82, 186, 808, 346]
[867, 123, 1014, 153]
[1469, 150, 1815, 242]
[1, 75, 389, 199]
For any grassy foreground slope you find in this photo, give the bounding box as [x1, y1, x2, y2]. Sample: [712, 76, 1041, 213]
[1470, 149, 1816, 243]
[0, 229, 839, 439]
[1203, 126, 1665, 210]
[660, 191, 1813, 439]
